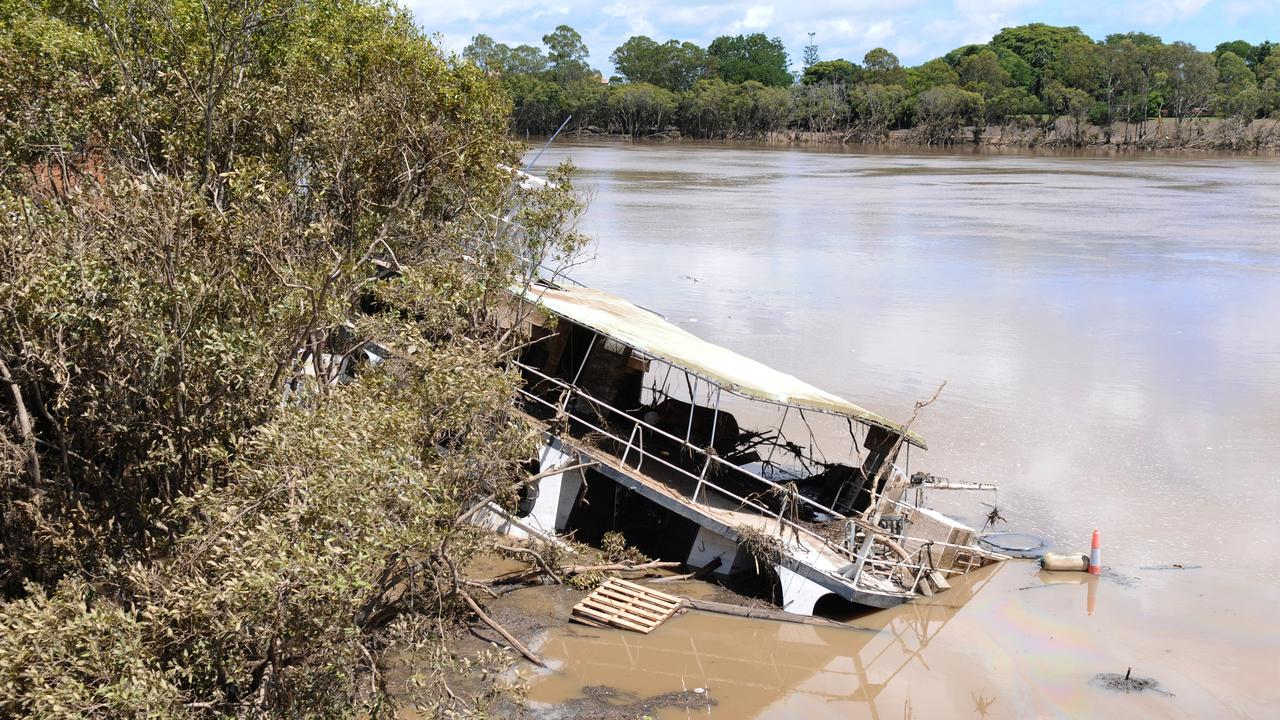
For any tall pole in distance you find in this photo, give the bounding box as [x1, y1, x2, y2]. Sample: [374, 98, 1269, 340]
[804, 32, 819, 69]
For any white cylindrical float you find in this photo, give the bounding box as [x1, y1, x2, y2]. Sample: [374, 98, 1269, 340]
[1040, 552, 1089, 572]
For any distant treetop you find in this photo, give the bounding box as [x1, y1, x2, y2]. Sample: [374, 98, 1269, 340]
[707, 33, 792, 87]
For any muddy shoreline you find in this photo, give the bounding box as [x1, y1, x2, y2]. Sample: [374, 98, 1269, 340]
[557, 117, 1280, 154]
[451, 570, 854, 719]
[434, 554, 784, 719]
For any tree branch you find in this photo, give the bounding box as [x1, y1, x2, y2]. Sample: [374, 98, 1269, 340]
[453, 460, 598, 527]
[458, 589, 545, 668]
[0, 358, 41, 489]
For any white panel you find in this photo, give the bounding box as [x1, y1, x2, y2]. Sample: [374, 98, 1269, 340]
[523, 443, 584, 535]
[686, 526, 748, 575]
[777, 565, 831, 616]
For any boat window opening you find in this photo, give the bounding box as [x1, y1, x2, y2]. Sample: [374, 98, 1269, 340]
[517, 326, 908, 522]
[509, 284, 925, 446]
[570, 332, 596, 386]
[504, 286, 930, 525]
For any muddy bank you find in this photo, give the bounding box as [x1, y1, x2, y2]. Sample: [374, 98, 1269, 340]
[863, 117, 1278, 152]
[563, 117, 1280, 153]
[431, 555, 772, 719]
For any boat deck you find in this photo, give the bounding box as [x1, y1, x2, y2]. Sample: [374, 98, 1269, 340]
[540, 427, 911, 609]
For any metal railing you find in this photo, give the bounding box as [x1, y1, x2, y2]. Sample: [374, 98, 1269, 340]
[511, 361, 987, 584]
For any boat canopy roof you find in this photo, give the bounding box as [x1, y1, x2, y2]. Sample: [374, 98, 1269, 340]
[516, 283, 926, 449]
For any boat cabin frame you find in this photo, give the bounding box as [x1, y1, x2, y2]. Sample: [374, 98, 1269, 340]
[492, 279, 1004, 613]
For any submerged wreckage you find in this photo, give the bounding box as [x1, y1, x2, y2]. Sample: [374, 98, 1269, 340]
[476, 277, 1007, 616]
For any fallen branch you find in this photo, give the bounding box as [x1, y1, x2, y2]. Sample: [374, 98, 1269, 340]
[469, 568, 545, 586]
[557, 560, 680, 574]
[651, 572, 696, 583]
[0, 358, 41, 489]
[463, 579, 500, 599]
[472, 559, 681, 586]
[494, 543, 563, 584]
[861, 381, 945, 521]
[458, 589, 546, 668]
[652, 557, 720, 583]
[454, 460, 599, 527]
[681, 598, 872, 630]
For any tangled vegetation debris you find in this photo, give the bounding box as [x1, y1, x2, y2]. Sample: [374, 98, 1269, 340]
[550, 684, 717, 719]
[735, 525, 786, 573]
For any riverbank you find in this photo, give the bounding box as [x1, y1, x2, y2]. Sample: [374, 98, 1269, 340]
[564, 116, 1280, 153]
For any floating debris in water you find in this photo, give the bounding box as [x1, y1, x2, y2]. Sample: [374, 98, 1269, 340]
[977, 532, 1046, 558]
[981, 502, 1007, 531]
[1092, 668, 1173, 696]
[552, 684, 717, 717]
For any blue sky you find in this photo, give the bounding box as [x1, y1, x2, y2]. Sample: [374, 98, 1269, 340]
[406, 0, 1278, 74]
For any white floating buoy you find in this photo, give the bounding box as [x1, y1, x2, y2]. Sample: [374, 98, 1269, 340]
[1041, 552, 1089, 572]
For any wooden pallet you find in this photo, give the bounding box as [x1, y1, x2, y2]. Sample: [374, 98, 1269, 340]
[571, 578, 683, 634]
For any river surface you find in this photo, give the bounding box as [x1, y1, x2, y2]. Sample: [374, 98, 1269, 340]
[518, 142, 1280, 719]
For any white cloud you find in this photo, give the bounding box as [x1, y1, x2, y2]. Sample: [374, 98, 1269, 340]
[735, 5, 777, 31]
[861, 20, 897, 46]
[1128, 0, 1211, 24]
[1171, 0, 1213, 16]
[603, 2, 657, 37]
[659, 5, 731, 27]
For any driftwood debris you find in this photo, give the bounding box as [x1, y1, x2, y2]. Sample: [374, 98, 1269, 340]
[458, 589, 546, 667]
[475, 558, 681, 586]
[561, 560, 681, 575]
[651, 557, 721, 583]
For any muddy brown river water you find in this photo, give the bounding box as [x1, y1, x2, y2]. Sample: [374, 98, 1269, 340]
[514, 142, 1280, 718]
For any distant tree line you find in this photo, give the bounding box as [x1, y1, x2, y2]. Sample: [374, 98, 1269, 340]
[465, 24, 1280, 145]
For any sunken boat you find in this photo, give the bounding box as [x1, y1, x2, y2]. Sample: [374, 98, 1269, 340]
[479, 278, 1007, 615]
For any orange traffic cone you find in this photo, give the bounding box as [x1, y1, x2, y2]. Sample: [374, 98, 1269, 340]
[1088, 528, 1102, 575]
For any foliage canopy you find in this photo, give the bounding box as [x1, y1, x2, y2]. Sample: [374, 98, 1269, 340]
[707, 33, 792, 87]
[1, 0, 586, 716]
